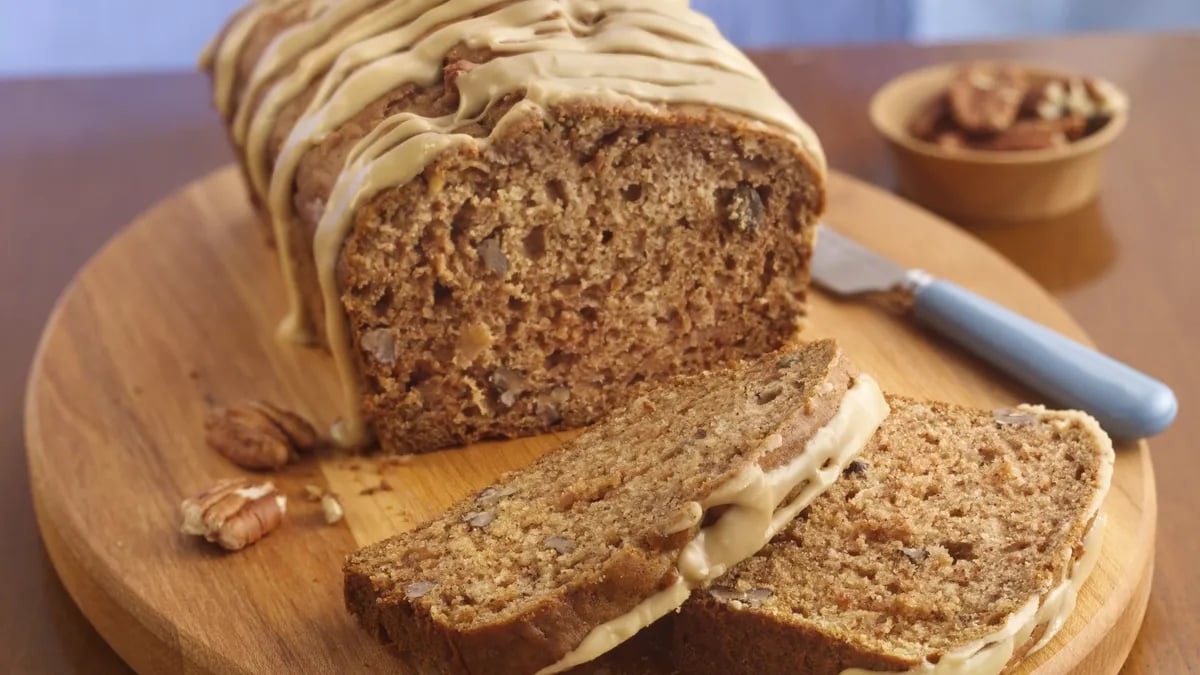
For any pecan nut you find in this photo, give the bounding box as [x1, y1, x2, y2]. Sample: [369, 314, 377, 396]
[360, 329, 397, 365]
[535, 386, 571, 425]
[727, 182, 765, 234]
[477, 236, 509, 277]
[973, 117, 1084, 151]
[321, 493, 344, 525]
[180, 478, 287, 551]
[709, 585, 775, 609]
[490, 367, 527, 408]
[543, 535, 576, 554]
[948, 65, 1027, 133]
[205, 401, 319, 470]
[907, 94, 951, 141]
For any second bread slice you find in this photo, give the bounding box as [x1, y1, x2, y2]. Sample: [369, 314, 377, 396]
[344, 339, 888, 674]
[672, 396, 1115, 675]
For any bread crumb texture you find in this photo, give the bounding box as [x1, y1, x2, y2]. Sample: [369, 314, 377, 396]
[340, 100, 822, 453]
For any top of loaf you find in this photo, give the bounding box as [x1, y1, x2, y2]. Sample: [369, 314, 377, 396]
[204, 0, 825, 187]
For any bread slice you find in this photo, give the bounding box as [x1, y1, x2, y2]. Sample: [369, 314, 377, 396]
[344, 340, 889, 674]
[672, 397, 1115, 675]
[204, 0, 827, 453]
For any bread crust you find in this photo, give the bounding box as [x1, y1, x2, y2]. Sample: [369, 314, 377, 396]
[674, 600, 918, 675]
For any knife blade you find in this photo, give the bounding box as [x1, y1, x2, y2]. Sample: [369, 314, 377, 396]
[810, 224, 1177, 440]
[811, 225, 923, 297]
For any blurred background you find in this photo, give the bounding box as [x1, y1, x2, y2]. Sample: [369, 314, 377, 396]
[1, 0, 1199, 76]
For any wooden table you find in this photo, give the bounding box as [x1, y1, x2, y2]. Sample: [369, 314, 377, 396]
[2, 31, 1196, 674]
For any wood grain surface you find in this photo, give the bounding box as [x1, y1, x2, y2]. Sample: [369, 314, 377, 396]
[3, 32, 1198, 675]
[25, 166, 1152, 674]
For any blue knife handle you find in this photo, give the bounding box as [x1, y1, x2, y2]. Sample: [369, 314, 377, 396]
[911, 279, 1177, 440]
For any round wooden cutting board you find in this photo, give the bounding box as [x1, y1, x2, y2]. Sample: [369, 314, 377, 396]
[25, 167, 1154, 675]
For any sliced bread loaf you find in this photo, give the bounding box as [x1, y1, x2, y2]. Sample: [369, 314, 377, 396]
[344, 340, 888, 674]
[672, 397, 1114, 675]
[205, 0, 827, 453]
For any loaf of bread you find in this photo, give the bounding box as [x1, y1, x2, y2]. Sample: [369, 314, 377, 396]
[344, 341, 889, 674]
[203, 0, 826, 453]
[672, 397, 1114, 675]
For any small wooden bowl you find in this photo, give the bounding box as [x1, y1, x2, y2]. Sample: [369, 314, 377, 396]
[869, 62, 1128, 224]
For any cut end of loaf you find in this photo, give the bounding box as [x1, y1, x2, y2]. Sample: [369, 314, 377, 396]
[344, 341, 861, 674]
[206, 0, 827, 455]
[338, 99, 824, 453]
[673, 397, 1115, 675]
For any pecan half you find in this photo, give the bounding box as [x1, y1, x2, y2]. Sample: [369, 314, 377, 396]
[948, 65, 1028, 133]
[180, 478, 287, 551]
[205, 401, 319, 471]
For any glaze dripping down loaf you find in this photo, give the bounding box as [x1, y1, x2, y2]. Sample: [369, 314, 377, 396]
[204, 0, 826, 452]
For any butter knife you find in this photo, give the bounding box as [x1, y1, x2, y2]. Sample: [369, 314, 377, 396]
[811, 225, 1177, 440]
